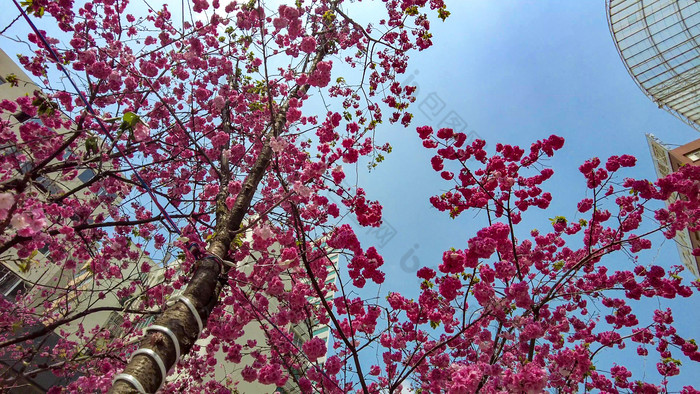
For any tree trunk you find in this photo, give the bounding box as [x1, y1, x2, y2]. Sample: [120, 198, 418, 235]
[109, 256, 223, 393]
[109, 43, 323, 392]
[109, 143, 273, 393]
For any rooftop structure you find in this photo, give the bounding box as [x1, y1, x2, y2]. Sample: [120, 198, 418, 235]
[607, 0, 700, 130]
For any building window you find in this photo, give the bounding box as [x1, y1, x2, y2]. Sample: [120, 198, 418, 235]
[0, 264, 25, 298]
[35, 175, 64, 196]
[685, 148, 700, 162]
[291, 329, 305, 349]
[78, 169, 96, 183]
[13, 111, 31, 123]
[62, 147, 74, 160]
[104, 311, 125, 338]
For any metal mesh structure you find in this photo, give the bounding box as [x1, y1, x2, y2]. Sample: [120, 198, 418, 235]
[607, 0, 700, 130]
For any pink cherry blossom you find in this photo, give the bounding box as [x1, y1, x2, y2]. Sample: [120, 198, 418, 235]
[1, 2, 698, 393]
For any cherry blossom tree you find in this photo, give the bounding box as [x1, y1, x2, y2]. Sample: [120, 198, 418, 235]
[0, 0, 444, 392]
[0, 0, 699, 393]
[398, 130, 700, 393]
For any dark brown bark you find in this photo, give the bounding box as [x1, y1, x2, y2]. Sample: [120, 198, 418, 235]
[109, 257, 222, 393]
[109, 144, 274, 394]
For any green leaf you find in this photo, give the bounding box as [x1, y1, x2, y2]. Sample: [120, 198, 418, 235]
[122, 111, 139, 127]
[17, 259, 31, 273]
[32, 96, 57, 116]
[549, 215, 567, 225]
[323, 10, 336, 23]
[438, 6, 451, 21]
[5, 74, 18, 87]
[20, 1, 44, 17]
[232, 233, 244, 248]
[85, 136, 99, 155]
[405, 6, 419, 16]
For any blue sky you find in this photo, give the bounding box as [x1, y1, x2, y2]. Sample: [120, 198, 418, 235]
[353, 1, 700, 284]
[346, 1, 700, 390]
[2, 0, 700, 390]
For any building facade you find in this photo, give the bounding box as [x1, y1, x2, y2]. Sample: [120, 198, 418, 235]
[647, 134, 700, 278]
[0, 49, 153, 393]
